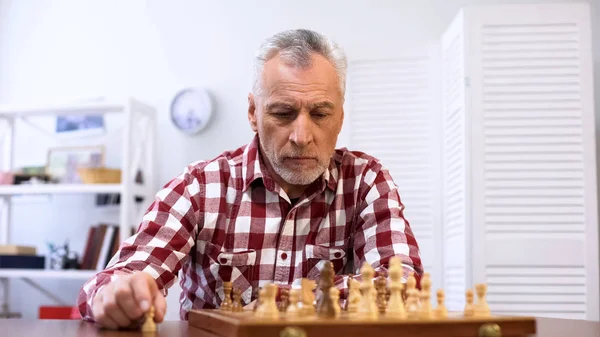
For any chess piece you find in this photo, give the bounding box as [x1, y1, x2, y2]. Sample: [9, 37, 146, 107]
[232, 289, 243, 312]
[475, 283, 491, 317]
[435, 289, 448, 319]
[404, 271, 419, 318]
[405, 271, 419, 308]
[346, 277, 361, 314]
[386, 256, 405, 319]
[419, 272, 432, 319]
[358, 262, 378, 319]
[253, 287, 261, 312]
[141, 306, 156, 332]
[405, 288, 420, 319]
[279, 288, 290, 313]
[221, 281, 233, 311]
[256, 284, 279, 319]
[286, 289, 301, 318]
[464, 289, 475, 317]
[316, 261, 336, 318]
[375, 274, 388, 315]
[330, 287, 341, 317]
[300, 278, 316, 316]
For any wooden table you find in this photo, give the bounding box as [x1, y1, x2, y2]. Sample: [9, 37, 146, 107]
[0, 317, 598, 336]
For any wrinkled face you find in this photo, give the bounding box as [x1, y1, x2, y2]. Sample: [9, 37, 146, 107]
[248, 53, 344, 187]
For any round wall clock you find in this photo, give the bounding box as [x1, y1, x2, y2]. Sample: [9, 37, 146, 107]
[170, 88, 214, 135]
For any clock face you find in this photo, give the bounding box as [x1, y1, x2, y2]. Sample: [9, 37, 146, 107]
[170, 88, 213, 135]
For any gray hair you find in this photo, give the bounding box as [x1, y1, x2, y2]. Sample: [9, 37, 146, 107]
[252, 29, 348, 98]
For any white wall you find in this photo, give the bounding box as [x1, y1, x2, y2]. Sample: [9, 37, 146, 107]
[0, 0, 596, 320]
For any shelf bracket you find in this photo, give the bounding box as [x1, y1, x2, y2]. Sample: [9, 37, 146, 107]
[20, 278, 68, 305]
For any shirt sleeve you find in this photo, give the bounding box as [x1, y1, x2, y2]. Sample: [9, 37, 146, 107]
[338, 161, 424, 298]
[76, 165, 202, 321]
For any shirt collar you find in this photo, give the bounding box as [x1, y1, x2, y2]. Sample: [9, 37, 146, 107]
[241, 134, 339, 194]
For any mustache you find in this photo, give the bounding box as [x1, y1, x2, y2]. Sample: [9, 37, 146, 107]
[280, 151, 318, 158]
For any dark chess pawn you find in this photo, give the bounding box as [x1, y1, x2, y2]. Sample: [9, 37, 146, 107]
[221, 281, 233, 311]
[316, 261, 336, 318]
[232, 289, 243, 312]
[279, 288, 290, 312]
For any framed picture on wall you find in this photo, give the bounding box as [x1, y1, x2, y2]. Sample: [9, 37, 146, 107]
[46, 146, 105, 184]
[55, 115, 106, 138]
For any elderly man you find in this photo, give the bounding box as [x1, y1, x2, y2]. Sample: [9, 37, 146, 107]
[77, 28, 423, 329]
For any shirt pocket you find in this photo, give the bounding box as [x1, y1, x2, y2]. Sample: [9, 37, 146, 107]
[204, 242, 257, 306]
[303, 244, 347, 280]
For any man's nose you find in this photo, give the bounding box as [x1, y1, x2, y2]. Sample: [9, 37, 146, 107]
[289, 114, 314, 147]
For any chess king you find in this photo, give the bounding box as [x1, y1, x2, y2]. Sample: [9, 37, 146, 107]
[77, 28, 424, 329]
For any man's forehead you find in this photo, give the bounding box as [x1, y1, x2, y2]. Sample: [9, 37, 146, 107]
[262, 55, 340, 89]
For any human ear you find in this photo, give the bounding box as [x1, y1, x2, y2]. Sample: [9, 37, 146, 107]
[248, 93, 258, 133]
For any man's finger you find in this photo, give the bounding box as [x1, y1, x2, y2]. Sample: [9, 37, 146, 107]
[102, 286, 132, 327]
[131, 272, 156, 312]
[152, 293, 167, 322]
[92, 287, 119, 329]
[114, 278, 143, 320]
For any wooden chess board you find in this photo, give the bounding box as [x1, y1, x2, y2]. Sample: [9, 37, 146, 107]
[188, 309, 537, 337]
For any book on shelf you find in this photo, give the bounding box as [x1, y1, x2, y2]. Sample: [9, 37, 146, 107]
[80, 224, 120, 270]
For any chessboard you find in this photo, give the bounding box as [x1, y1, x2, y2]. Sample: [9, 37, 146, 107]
[188, 310, 536, 337]
[188, 257, 537, 337]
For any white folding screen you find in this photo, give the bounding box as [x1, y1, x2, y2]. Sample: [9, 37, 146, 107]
[348, 2, 598, 321]
[346, 46, 443, 300]
[441, 3, 598, 320]
[440, 10, 469, 312]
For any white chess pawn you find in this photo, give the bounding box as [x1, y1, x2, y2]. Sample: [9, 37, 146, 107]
[256, 284, 279, 319]
[405, 288, 420, 319]
[464, 289, 475, 317]
[419, 273, 432, 319]
[286, 289, 301, 318]
[346, 278, 361, 314]
[474, 284, 491, 317]
[330, 287, 341, 318]
[386, 257, 406, 319]
[435, 289, 448, 319]
[358, 263, 378, 319]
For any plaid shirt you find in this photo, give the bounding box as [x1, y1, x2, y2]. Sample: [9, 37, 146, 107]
[77, 135, 423, 320]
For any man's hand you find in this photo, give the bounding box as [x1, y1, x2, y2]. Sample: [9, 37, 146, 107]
[91, 272, 166, 329]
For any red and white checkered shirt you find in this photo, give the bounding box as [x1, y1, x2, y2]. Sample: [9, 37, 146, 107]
[77, 135, 423, 320]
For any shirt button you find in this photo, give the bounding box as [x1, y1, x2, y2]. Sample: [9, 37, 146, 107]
[281, 252, 288, 260]
[334, 252, 342, 258]
[220, 258, 227, 264]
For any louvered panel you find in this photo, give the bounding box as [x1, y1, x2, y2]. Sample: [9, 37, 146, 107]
[444, 264, 466, 311]
[348, 47, 441, 297]
[485, 265, 586, 319]
[480, 20, 586, 240]
[468, 4, 598, 319]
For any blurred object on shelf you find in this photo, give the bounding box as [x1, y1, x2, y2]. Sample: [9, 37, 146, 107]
[46, 146, 105, 183]
[0, 255, 45, 269]
[0, 245, 36, 255]
[0, 172, 13, 185]
[47, 240, 79, 270]
[13, 174, 51, 185]
[19, 166, 46, 175]
[77, 167, 121, 184]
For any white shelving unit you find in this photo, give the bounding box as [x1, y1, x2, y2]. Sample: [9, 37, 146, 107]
[0, 97, 157, 317]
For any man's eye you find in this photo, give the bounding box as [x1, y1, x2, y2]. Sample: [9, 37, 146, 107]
[273, 111, 294, 118]
[312, 112, 328, 119]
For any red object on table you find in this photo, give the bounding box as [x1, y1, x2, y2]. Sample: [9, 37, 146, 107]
[38, 306, 81, 320]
